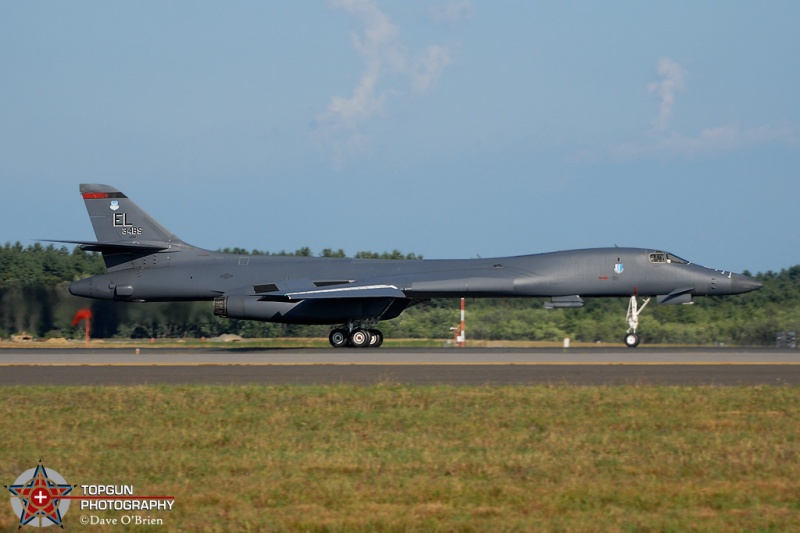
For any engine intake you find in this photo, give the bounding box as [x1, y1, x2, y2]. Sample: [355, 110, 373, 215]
[213, 296, 228, 317]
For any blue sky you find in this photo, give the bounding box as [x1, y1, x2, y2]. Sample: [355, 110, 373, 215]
[2, 1, 798, 274]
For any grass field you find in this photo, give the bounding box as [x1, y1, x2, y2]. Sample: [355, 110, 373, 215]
[2, 385, 798, 531]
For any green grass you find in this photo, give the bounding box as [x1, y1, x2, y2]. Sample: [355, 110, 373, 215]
[2, 385, 799, 531]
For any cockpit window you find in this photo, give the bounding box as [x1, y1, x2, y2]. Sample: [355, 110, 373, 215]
[649, 251, 690, 264]
[666, 253, 689, 264]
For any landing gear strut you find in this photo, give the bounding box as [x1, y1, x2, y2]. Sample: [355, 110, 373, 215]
[329, 321, 384, 348]
[624, 295, 650, 348]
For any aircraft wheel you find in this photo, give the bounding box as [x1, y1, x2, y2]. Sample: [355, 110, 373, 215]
[329, 329, 348, 348]
[368, 329, 383, 348]
[349, 329, 372, 348]
[624, 333, 640, 348]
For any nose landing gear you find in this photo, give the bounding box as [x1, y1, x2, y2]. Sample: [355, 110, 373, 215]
[625, 295, 650, 348]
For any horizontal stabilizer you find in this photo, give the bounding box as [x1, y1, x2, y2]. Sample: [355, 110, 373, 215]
[41, 239, 170, 253]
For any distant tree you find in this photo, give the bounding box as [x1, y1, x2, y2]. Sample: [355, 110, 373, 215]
[320, 248, 347, 258]
[354, 250, 423, 260]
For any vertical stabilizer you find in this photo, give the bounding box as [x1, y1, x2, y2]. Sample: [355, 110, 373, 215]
[79, 183, 186, 247]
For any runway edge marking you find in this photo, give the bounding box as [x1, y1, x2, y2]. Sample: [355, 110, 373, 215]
[2, 362, 800, 367]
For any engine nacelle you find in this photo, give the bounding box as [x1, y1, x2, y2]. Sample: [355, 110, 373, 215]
[543, 295, 585, 309]
[213, 295, 408, 325]
[214, 295, 300, 322]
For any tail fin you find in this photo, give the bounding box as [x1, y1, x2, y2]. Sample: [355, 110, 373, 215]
[43, 184, 199, 271]
[49, 184, 194, 258]
[78, 183, 186, 249]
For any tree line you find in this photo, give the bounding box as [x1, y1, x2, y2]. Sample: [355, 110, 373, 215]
[1, 242, 797, 345]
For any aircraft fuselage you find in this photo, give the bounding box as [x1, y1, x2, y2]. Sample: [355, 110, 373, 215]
[69, 246, 759, 304]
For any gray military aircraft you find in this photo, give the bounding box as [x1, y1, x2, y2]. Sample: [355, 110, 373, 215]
[58, 184, 763, 348]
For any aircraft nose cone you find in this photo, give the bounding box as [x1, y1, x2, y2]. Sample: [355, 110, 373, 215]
[730, 273, 763, 294]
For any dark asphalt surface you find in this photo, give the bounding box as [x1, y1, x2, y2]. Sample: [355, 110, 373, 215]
[0, 363, 797, 386]
[1, 346, 799, 385]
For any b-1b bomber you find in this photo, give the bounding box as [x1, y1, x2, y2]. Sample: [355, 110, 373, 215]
[58, 184, 763, 348]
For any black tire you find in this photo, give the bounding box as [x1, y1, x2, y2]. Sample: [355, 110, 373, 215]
[349, 329, 371, 348]
[368, 329, 384, 348]
[624, 333, 640, 348]
[329, 329, 348, 348]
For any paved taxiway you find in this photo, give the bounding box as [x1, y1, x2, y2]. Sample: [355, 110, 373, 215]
[1, 347, 799, 386]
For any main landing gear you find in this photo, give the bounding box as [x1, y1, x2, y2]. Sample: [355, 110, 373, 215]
[329, 322, 384, 348]
[624, 295, 651, 348]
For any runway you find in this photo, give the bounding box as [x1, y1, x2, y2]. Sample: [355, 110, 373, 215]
[1, 347, 799, 386]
